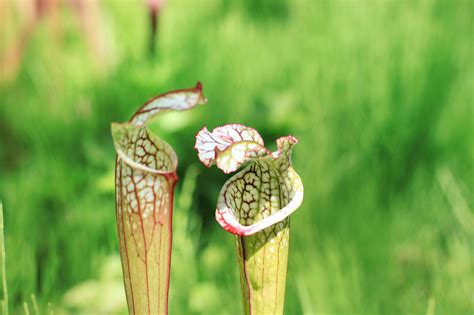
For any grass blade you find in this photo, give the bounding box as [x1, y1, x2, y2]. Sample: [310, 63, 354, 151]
[0, 201, 8, 315]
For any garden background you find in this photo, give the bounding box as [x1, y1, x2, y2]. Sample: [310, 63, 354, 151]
[0, 0, 472, 314]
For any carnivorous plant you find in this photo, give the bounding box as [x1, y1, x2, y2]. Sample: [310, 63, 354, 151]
[112, 83, 206, 315]
[195, 124, 304, 314]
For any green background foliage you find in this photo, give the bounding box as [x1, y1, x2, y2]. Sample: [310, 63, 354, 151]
[0, 0, 472, 314]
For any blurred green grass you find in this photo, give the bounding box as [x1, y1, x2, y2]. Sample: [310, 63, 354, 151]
[0, 0, 473, 314]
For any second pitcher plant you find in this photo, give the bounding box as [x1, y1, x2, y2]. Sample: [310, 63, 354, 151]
[195, 124, 304, 314]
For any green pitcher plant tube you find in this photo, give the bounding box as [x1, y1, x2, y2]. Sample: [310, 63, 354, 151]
[195, 124, 304, 314]
[111, 83, 206, 315]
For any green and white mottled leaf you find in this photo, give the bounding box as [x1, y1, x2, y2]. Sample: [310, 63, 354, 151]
[195, 124, 266, 173]
[112, 82, 205, 315]
[130, 82, 206, 127]
[196, 125, 303, 235]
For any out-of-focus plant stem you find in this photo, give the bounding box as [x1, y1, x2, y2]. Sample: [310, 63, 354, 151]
[1, 201, 8, 315]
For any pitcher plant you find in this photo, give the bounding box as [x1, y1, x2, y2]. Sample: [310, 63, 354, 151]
[112, 83, 206, 315]
[195, 124, 304, 314]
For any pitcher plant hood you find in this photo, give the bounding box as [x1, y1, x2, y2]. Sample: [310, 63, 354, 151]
[194, 124, 304, 236]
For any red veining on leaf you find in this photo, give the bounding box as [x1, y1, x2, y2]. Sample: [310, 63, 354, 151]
[116, 159, 136, 314]
[113, 83, 204, 315]
[195, 124, 302, 314]
[116, 152, 175, 315]
[136, 81, 203, 118]
[164, 179, 176, 313]
[133, 172, 151, 314]
[196, 125, 302, 235]
[194, 124, 265, 168]
[130, 82, 206, 127]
